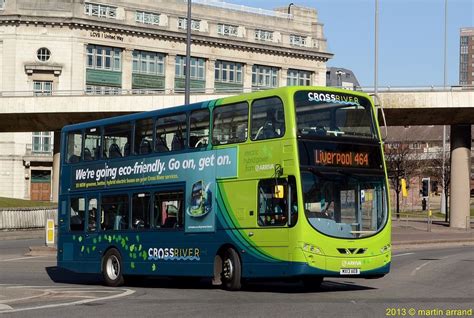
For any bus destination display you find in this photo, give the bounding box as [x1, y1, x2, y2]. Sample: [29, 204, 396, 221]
[314, 149, 369, 167]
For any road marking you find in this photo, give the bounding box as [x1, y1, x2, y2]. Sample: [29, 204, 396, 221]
[0, 291, 50, 304]
[0, 256, 48, 262]
[0, 304, 13, 311]
[392, 252, 415, 258]
[0, 288, 135, 314]
[410, 260, 432, 276]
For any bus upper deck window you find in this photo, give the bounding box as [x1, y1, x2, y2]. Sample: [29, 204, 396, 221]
[189, 109, 210, 148]
[67, 131, 83, 163]
[134, 118, 154, 155]
[155, 114, 187, 152]
[251, 97, 285, 141]
[84, 128, 101, 161]
[212, 102, 248, 145]
[104, 122, 132, 159]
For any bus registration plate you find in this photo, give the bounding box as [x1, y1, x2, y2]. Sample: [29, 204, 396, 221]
[340, 268, 360, 275]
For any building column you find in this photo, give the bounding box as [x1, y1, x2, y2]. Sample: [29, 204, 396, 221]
[243, 63, 253, 93]
[280, 67, 288, 88]
[122, 48, 133, 91]
[52, 130, 61, 203]
[449, 124, 471, 229]
[165, 53, 176, 93]
[206, 58, 216, 93]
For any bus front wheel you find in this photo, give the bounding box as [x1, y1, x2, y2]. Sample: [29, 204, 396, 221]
[221, 248, 241, 291]
[102, 248, 124, 287]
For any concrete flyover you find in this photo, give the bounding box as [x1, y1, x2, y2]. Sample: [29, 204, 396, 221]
[0, 86, 472, 229]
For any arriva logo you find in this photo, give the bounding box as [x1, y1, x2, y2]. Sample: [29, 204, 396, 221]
[341, 260, 362, 267]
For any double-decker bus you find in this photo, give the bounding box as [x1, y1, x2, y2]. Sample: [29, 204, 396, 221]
[57, 86, 390, 290]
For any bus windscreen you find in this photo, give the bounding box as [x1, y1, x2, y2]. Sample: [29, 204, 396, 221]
[294, 90, 375, 139]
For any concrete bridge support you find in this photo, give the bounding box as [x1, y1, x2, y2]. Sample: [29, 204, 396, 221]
[449, 124, 471, 229]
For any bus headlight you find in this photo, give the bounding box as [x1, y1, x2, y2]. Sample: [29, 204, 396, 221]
[303, 243, 322, 255]
[380, 244, 391, 253]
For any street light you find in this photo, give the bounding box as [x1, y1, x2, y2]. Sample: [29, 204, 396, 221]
[441, 0, 447, 218]
[185, 0, 192, 105]
[336, 70, 345, 87]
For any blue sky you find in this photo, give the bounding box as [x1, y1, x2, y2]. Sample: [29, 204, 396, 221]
[216, 0, 473, 87]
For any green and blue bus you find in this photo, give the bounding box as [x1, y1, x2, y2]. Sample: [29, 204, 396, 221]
[57, 86, 390, 290]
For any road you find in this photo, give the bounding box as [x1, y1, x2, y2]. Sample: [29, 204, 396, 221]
[0, 239, 472, 317]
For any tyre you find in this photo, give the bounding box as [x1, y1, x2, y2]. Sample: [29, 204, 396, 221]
[302, 276, 323, 291]
[221, 248, 242, 291]
[102, 248, 124, 287]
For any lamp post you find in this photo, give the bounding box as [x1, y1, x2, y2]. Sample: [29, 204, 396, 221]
[441, 0, 447, 218]
[185, 0, 192, 105]
[336, 70, 345, 87]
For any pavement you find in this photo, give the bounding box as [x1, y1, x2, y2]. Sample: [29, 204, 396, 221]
[0, 220, 473, 256]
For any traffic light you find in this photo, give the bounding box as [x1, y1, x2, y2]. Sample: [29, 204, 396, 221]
[421, 178, 430, 197]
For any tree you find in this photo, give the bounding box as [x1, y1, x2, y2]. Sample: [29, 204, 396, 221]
[384, 144, 421, 219]
[423, 152, 450, 222]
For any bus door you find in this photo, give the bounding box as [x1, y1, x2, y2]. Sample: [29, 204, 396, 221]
[251, 178, 296, 273]
[83, 196, 99, 259]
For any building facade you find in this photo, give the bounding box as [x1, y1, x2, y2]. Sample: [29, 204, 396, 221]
[325, 67, 360, 90]
[460, 27, 474, 85]
[0, 0, 332, 200]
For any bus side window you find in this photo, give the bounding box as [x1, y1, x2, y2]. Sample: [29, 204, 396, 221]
[104, 122, 132, 159]
[84, 128, 101, 161]
[134, 118, 154, 155]
[257, 179, 288, 227]
[189, 109, 210, 148]
[87, 198, 98, 232]
[101, 194, 129, 231]
[155, 114, 187, 153]
[70, 197, 85, 231]
[153, 191, 184, 229]
[212, 102, 248, 145]
[66, 131, 83, 163]
[132, 192, 151, 230]
[251, 97, 285, 141]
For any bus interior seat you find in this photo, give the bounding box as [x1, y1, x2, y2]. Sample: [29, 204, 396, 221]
[155, 137, 169, 152]
[109, 143, 122, 158]
[68, 155, 80, 163]
[162, 216, 177, 228]
[171, 133, 184, 151]
[124, 142, 130, 156]
[262, 121, 278, 139]
[83, 148, 92, 161]
[139, 139, 152, 154]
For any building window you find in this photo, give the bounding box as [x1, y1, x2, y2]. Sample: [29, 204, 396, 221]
[0, 0, 4, 10]
[136, 11, 160, 25]
[36, 48, 51, 62]
[84, 2, 117, 19]
[252, 65, 278, 88]
[217, 23, 238, 37]
[32, 132, 52, 153]
[215, 60, 243, 84]
[255, 29, 273, 42]
[287, 69, 311, 86]
[132, 50, 165, 75]
[86, 85, 121, 95]
[177, 17, 200, 31]
[33, 81, 52, 96]
[86, 45, 121, 71]
[290, 34, 307, 47]
[175, 56, 205, 80]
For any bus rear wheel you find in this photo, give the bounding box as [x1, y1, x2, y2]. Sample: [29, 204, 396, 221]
[102, 248, 124, 287]
[221, 248, 241, 291]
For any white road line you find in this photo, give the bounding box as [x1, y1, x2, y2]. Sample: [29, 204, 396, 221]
[0, 256, 48, 262]
[410, 260, 432, 276]
[0, 304, 13, 311]
[0, 288, 135, 314]
[392, 252, 415, 258]
[0, 292, 50, 304]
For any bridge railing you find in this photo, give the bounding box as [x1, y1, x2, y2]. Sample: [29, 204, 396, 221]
[0, 85, 473, 98]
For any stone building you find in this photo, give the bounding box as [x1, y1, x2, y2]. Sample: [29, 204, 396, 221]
[0, 0, 332, 200]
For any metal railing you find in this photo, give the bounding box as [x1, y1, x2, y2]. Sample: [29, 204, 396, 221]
[191, 0, 292, 19]
[1, 85, 473, 98]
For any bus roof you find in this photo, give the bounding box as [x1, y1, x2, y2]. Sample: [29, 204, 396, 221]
[61, 86, 372, 133]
